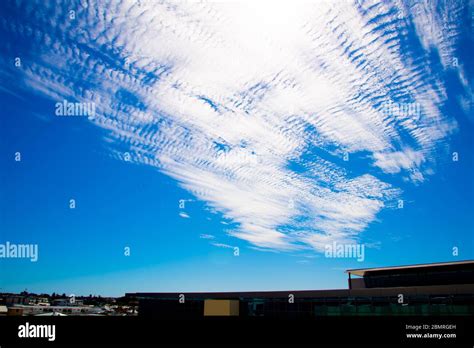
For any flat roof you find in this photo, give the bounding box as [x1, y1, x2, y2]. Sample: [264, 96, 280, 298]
[346, 260, 474, 277]
[126, 284, 474, 299]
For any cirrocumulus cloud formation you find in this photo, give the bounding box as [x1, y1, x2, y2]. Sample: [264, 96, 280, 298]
[1, 0, 470, 253]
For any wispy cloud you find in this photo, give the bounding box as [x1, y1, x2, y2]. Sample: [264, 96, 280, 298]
[211, 242, 234, 249]
[199, 234, 215, 240]
[2, 0, 468, 253]
[179, 212, 190, 219]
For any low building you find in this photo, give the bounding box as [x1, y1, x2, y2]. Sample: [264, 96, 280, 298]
[127, 260, 474, 318]
[9, 304, 103, 316]
[7, 307, 23, 316]
[51, 298, 83, 306]
[5, 295, 27, 306]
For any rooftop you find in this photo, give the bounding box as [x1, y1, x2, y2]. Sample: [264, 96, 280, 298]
[126, 283, 474, 299]
[346, 260, 474, 277]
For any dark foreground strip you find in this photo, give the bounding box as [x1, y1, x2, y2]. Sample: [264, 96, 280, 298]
[0, 315, 472, 346]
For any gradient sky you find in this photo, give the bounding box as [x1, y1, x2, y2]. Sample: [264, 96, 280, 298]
[0, 0, 473, 296]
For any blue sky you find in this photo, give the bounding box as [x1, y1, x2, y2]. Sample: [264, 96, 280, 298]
[0, 0, 473, 296]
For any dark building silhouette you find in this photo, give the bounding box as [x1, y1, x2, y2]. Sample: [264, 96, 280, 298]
[127, 260, 474, 318]
[346, 260, 474, 289]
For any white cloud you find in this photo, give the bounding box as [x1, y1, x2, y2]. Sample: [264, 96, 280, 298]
[372, 148, 426, 181]
[211, 242, 234, 249]
[179, 212, 190, 219]
[199, 234, 215, 240]
[5, 0, 465, 253]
